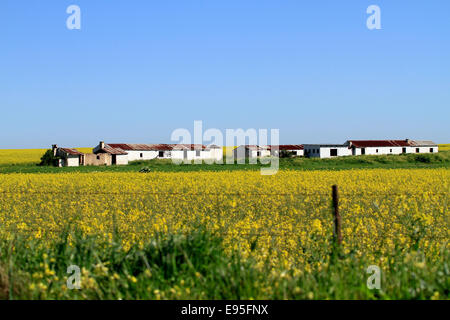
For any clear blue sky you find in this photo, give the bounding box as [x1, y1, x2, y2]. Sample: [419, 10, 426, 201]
[0, 0, 449, 148]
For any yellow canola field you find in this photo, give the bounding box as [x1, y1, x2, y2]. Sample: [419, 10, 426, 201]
[0, 148, 92, 165]
[0, 169, 448, 272]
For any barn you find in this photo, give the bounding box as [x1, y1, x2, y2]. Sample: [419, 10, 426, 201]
[346, 139, 439, 156]
[303, 144, 351, 158]
[346, 140, 411, 156]
[92, 142, 223, 163]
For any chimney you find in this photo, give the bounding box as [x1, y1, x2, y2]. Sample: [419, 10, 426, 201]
[100, 141, 105, 149]
[52, 144, 58, 156]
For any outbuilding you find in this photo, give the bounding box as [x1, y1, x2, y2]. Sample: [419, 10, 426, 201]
[52, 145, 83, 167]
[303, 144, 352, 158]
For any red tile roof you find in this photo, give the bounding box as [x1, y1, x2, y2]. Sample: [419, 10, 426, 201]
[348, 140, 410, 148]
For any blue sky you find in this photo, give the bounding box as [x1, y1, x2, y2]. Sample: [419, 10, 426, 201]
[0, 1, 449, 148]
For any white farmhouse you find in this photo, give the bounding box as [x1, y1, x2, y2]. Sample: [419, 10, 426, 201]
[346, 139, 438, 156]
[303, 144, 352, 158]
[93, 142, 223, 163]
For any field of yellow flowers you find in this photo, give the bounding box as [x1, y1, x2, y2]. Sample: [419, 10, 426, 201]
[0, 148, 92, 165]
[0, 168, 448, 299]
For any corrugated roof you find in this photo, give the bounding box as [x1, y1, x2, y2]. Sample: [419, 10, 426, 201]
[171, 144, 206, 150]
[100, 145, 128, 155]
[59, 148, 83, 155]
[408, 140, 438, 147]
[106, 143, 208, 151]
[348, 140, 410, 148]
[107, 143, 155, 151]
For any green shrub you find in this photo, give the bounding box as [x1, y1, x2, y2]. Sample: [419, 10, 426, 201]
[38, 150, 60, 166]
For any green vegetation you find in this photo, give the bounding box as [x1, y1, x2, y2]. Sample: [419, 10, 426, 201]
[38, 149, 60, 166]
[1, 229, 447, 299]
[0, 150, 449, 174]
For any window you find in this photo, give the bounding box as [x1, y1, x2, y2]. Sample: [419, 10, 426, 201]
[330, 149, 338, 157]
[390, 149, 392, 153]
[257, 151, 261, 157]
[96, 155, 100, 160]
[140, 153, 143, 158]
[430, 148, 434, 153]
[196, 150, 201, 157]
[158, 151, 164, 157]
[402, 147, 406, 153]
[416, 148, 420, 153]
[376, 149, 379, 153]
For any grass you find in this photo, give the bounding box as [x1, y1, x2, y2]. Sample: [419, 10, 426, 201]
[1, 229, 447, 299]
[0, 150, 449, 174]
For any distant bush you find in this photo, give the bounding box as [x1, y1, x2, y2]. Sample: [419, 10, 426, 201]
[280, 150, 296, 158]
[38, 150, 60, 166]
[413, 154, 432, 163]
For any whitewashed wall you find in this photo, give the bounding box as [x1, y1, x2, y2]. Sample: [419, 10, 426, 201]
[65, 156, 80, 167]
[125, 150, 159, 161]
[115, 154, 129, 165]
[319, 147, 351, 158]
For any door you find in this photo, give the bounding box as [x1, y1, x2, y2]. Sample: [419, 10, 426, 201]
[361, 148, 366, 155]
[112, 155, 117, 165]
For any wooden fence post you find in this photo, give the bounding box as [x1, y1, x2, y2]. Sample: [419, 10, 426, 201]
[332, 185, 342, 246]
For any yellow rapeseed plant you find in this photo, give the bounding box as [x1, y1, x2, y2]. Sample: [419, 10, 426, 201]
[0, 169, 448, 273]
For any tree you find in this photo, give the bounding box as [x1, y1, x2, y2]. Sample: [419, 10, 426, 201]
[39, 150, 60, 166]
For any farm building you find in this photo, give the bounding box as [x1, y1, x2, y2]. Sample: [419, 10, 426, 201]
[346, 140, 411, 156]
[304, 139, 439, 158]
[345, 140, 438, 156]
[170, 144, 223, 161]
[93, 142, 223, 163]
[233, 145, 271, 159]
[52, 145, 83, 167]
[303, 144, 351, 159]
[271, 145, 304, 157]
[407, 140, 439, 154]
[92, 142, 129, 165]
